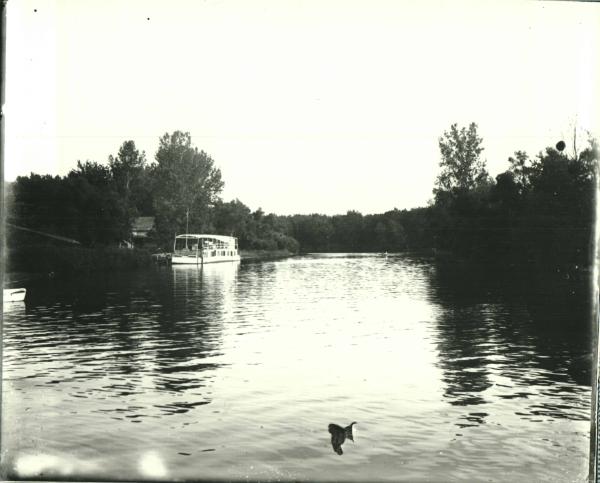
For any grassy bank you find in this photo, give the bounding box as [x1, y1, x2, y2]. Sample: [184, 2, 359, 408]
[240, 249, 295, 261]
[7, 244, 152, 275]
[6, 245, 294, 275]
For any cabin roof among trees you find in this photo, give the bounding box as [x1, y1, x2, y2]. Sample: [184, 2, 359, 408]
[132, 217, 155, 232]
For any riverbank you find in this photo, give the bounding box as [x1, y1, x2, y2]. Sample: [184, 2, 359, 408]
[240, 249, 296, 261]
[5, 244, 152, 276]
[4, 245, 296, 279]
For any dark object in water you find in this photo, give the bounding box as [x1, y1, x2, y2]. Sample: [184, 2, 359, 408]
[152, 252, 172, 265]
[328, 422, 357, 455]
[556, 140, 566, 152]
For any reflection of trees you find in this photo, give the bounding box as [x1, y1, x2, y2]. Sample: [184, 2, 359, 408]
[518, 269, 592, 386]
[17, 265, 240, 413]
[430, 261, 507, 407]
[233, 260, 277, 302]
[435, 306, 493, 406]
[429, 259, 592, 413]
[151, 264, 239, 395]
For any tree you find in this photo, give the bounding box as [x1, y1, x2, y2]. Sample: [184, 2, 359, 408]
[290, 214, 334, 252]
[507, 150, 534, 193]
[435, 122, 488, 194]
[109, 141, 146, 195]
[381, 210, 408, 251]
[211, 199, 252, 241]
[11, 174, 69, 238]
[331, 211, 364, 251]
[106, 141, 146, 225]
[516, 142, 596, 273]
[67, 161, 130, 245]
[152, 131, 224, 246]
[70, 160, 112, 186]
[109, 140, 156, 216]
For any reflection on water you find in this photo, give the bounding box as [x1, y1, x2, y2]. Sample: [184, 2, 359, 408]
[1, 255, 591, 482]
[431, 260, 591, 424]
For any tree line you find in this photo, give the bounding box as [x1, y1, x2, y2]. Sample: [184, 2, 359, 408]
[7, 125, 597, 280]
[281, 123, 596, 278]
[430, 123, 596, 277]
[6, 131, 298, 253]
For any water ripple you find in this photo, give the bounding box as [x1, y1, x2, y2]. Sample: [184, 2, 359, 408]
[1, 256, 591, 481]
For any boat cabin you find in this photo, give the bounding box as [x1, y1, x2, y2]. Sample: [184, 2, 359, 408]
[172, 234, 240, 264]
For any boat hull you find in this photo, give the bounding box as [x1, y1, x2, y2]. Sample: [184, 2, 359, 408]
[171, 254, 241, 265]
[4, 288, 26, 302]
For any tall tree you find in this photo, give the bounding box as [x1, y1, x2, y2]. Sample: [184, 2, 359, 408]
[152, 131, 224, 246]
[109, 140, 155, 216]
[109, 141, 145, 197]
[435, 122, 488, 194]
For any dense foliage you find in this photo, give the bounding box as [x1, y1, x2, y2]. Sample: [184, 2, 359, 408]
[7, 125, 596, 281]
[432, 136, 596, 277]
[283, 126, 595, 277]
[281, 209, 432, 253]
[6, 132, 298, 253]
[152, 132, 224, 246]
[8, 244, 152, 274]
[9, 162, 130, 246]
[211, 201, 299, 253]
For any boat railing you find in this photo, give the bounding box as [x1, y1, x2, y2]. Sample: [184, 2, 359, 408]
[173, 235, 239, 260]
[174, 248, 197, 255]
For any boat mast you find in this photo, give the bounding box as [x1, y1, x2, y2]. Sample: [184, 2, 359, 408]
[185, 208, 189, 249]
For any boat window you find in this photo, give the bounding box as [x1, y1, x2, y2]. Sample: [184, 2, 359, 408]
[175, 237, 197, 251]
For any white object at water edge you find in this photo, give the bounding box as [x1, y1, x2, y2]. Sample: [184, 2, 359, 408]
[4, 288, 26, 302]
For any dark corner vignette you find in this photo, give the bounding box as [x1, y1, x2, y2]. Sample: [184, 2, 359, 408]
[591, 171, 600, 483]
[1, 2, 598, 482]
[0, 0, 7, 475]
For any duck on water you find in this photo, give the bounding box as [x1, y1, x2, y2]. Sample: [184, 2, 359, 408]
[328, 422, 357, 455]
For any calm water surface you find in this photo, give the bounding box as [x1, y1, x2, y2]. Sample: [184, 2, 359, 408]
[1, 254, 592, 482]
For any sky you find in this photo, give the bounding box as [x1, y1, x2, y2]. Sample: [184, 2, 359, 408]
[4, 0, 600, 215]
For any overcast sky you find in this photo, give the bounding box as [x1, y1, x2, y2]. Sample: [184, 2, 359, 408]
[5, 0, 600, 215]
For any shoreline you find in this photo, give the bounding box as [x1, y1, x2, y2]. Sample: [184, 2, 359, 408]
[240, 249, 295, 261]
[3, 246, 297, 283]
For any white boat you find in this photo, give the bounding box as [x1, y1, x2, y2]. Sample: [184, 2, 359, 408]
[4, 288, 26, 302]
[172, 234, 241, 265]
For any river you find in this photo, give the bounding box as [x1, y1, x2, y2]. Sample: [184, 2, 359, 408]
[1, 254, 592, 482]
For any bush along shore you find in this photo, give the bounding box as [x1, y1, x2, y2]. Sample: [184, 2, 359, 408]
[239, 249, 296, 261]
[5, 244, 296, 277]
[7, 244, 153, 275]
